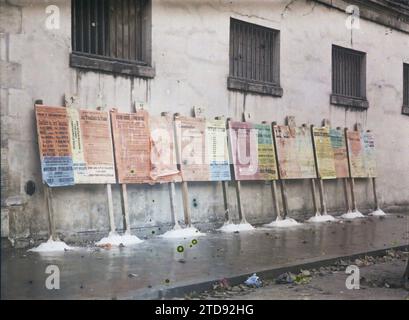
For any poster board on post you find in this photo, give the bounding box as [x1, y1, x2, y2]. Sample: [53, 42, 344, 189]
[312, 126, 337, 180]
[35, 105, 75, 187]
[362, 131, 377, 178]
[174, 115, 208, 182]
[206, 119, 231, 181]
[68, 108, 116, 184]
[228, 121, 278, 181]
[110, 109, 152, 184]
[149, 114, 182, 183]
[346, 130, 367, 178]
[273, 125, 316, 180]
[329, 127, 350, 178]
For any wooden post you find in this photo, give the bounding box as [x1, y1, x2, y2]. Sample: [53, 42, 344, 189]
[350, 177, 358, 212]
[271, 180, 281, 220]
[271, 121, 286, 220]
[120, 184, 131, 234]
[318, 179, 328, 215]
[36, 100, 57, 241]
[106, 184, 116, 233]
[343, 178, 352, 212]
[232, 113, 256, 224]
[160, 112, 181, 229]
[168, 181, 180, 228]
[372, 177, 380, 210]
[277, 116, 298, 220]
[310, 179, 320, 216]
[345, 125, 361, 213]
[222, 181, 232, 223]
[310, 124, 322, 216]
[280, 179, 289, 219]
[226, 117, 246, 225]
[261, 120, 281, 221]
[215, 115, 232, 224]
[235, 180, 246, 222]
[44, 186, 57, 240]
[173, 112, 193, 228]
[181, 181, 192, 227]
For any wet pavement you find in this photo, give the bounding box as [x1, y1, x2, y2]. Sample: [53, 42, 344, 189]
[1, 214, 409, 299]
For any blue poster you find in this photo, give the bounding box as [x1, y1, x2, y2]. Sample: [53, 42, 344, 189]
[41, 156, 75, 187]
[209, 162, 231, 181]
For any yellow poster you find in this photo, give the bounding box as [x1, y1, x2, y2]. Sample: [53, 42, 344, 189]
[312, 127, 336, 179]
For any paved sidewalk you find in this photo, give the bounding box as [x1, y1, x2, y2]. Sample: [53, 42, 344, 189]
[1, 214, 408, 299]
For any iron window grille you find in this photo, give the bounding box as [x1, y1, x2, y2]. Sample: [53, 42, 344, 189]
[331, 45, 368, 108]
[70, 0, 154, 78]
[227, 18, 282, 97]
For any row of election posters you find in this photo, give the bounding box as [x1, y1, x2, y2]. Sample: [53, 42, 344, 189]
[311, 127, 377, 180]
[35, 105, 377, 187]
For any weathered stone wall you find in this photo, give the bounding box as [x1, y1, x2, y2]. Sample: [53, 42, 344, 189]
[1, 0, 408, 245]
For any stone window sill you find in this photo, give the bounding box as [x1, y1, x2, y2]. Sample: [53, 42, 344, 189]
[70, 52, 155, 78]
[330, 94, 369, 109]
[227, 76, 283, 97]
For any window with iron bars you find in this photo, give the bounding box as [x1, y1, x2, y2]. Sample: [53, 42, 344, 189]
[227, 18, 282, 97]
[70, 0, 154, 78]
[403, 63, 409, 115]
[331, 45, 368, 108]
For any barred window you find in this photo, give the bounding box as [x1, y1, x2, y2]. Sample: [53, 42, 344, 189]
[70, 0, 154, 78]
[331, 45, 368, 108]
[403, 63, 409, 115]
[227, 18, 282, 97]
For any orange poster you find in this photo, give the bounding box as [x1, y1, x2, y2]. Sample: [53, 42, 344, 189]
[111, 110, 152, 184]
[69, 109, 116, 184]
[346, 130, 366, 178]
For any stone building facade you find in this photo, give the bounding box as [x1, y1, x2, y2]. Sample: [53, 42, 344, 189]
[1, 0, 408, 245]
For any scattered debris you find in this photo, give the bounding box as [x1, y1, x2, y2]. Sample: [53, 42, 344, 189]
[294, 272, 312, 285]
[245, 273, 262, 287]
[97, 243, 112, 250]
[128, 273, 138, 278]
[191, 248, 409, 299]
[276, 272, 295, 284]
[213, 278, 230, 291]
